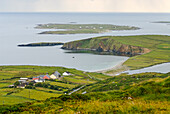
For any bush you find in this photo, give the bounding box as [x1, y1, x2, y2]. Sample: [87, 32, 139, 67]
[35, 83, 43, 87]
[59, 94, 90, 101]
[25, 85, 35, 89]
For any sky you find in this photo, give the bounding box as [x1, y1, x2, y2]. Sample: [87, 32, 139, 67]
[0, 0, 170, 13]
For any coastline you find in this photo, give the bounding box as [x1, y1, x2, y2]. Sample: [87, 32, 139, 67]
[96, 59, 129, 76]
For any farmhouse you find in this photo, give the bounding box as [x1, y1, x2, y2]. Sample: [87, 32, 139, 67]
[11, 71, 66, 89]
[34, 79, 45, 83]
[50, 71, 61, 79]
[18, 78, 29, 85]
[15, 78, 30, 88]
[33, 74, 50, 83]
[8, 85, 14, 88]
[63, 71, 71, 76]
[17, 83, 27, 88]
[33, 74, 50, 80]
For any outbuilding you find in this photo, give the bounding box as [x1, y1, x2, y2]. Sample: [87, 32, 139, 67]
[63, 72, 71, 76]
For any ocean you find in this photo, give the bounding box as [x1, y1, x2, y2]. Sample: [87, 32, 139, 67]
[0, 12, 170, 72]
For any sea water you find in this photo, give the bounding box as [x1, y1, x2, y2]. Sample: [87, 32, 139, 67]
[0, 13, 170, 72]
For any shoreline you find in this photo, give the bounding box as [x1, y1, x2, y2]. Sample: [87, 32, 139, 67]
[0, 62, 169, 76]
[96, 59, 129, 76]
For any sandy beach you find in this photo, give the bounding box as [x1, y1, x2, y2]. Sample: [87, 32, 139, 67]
[96, 59, 129, 76]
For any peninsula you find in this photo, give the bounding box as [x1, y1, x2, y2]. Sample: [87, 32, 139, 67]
[62, 35, 170, 71]
[153, 21, 170, 23]
[36, 24, 140, 34]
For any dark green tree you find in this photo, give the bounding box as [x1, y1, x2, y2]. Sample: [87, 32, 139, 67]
[14, 81, 20, 87]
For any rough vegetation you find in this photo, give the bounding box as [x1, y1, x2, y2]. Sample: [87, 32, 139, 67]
[0, 72, 169, 113]
[62, 35, 170, 70]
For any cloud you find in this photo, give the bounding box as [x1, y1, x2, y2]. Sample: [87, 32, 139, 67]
[0, 0, 170, 12]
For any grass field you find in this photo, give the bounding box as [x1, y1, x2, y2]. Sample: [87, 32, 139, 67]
[36, 24, 139, 34]
[0, 65, 110, 105]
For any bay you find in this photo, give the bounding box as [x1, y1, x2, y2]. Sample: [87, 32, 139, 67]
[0, 13, 170, 72]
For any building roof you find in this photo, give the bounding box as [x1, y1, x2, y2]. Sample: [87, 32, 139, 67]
[18, 80, 26, 82]
[44, 74, 50, 78]
[33, 74, 50, 80]
[54, 71, 61, 76]
[34, 79, 45, 83]
[37, 75, 45, 78]
[20, 78, 28, 80]
[63, 71, 71, 74]
[63, 72, 71, 75]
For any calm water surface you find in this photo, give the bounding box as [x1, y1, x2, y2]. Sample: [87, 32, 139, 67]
[0, 13, 170, 72]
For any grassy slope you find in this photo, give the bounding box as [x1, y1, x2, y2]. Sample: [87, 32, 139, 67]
[0, 72, 169, 113]
[78, 72, 169, 93]
[0, 66, 110, 105]
[36, 24, 139, 34]
[64, 35, 170, 70]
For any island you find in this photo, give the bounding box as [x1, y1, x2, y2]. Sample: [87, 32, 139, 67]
[35, 24, 140, 34]
[62, 35, 170, 72]
[153, 21, 170, 23]
[18, 42, 64, 47]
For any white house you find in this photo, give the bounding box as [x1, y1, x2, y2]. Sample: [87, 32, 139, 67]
[34, 79, 45, 83]
[20, 78, 28, 80]
[62, 72, 71, 76]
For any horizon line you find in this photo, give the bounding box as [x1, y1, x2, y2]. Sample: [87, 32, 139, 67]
[0, 11, 170, 13]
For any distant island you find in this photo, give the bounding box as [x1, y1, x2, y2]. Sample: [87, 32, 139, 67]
[35, 24, 140, 34]
[18, 42, 64, 47]
[153, 21, 170, 23]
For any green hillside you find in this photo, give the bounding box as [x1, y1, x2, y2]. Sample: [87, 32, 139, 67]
[0, 72, 169, 113]
[62, 35, 170, 70]
[0, 66, 110, 105]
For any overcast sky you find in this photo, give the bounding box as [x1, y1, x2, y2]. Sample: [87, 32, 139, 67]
[0, 0, 170, 12]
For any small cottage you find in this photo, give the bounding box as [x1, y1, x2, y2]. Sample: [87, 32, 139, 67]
[17, 83, 27, 88]
[50, 74, 57, 79]
[63, 72, 71, 76]
[8, 85, 14, 88]
[33, 74, 50, 81]
[43, 74, 50, 80]
[50, 71, 61, 79]
[18, 78, 29, 85]
[20, 78, 28, 81]
[34, 79, 45, 83]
